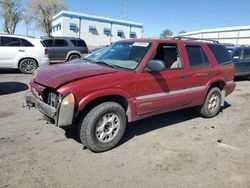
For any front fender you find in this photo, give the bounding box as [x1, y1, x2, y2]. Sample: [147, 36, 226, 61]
[77, 88, 136, 122]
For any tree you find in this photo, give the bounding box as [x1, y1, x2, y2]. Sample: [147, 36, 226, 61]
[179, 30, 186, 34]
[28, 0, 67, 36]
[0, 0, 23, 34]
[160, 29, 173, 38]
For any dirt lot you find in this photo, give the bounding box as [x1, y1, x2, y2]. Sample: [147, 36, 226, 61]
[0, 71, 250, 188]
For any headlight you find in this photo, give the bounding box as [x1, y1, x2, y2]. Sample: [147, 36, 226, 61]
[61, 92, 75, 106]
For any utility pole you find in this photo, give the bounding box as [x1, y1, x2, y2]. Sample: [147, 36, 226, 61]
[123, 0, 128, 19]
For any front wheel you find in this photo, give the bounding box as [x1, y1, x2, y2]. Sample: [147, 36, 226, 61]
[79, 102, 127, 152]
[198, 87, 222, 118]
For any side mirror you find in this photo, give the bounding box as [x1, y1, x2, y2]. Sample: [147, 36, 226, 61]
[145, 60, 166, 72]
[233, 56, 240, 60]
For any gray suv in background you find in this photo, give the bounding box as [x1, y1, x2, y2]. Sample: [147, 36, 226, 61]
[41, 37, 88, 63]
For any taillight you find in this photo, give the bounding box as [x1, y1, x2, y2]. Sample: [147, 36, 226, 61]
[45, 48, 48, 55]
[84, 47, 88, 54]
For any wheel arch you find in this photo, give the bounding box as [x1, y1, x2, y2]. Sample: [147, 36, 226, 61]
[66, 51, 81, 61]
[18, 57, 39, 68]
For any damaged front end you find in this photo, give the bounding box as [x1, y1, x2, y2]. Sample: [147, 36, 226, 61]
[25, 84, 75, 127]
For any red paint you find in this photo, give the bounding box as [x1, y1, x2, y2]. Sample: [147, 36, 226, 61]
[30, 39, 236, 123]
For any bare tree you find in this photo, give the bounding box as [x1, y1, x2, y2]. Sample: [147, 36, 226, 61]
[0, 0, 23, 34]
[160, 29, 173, 38]
[28, 0, 67, 36]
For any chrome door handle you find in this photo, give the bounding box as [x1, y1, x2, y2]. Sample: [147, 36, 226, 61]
[18, 49, 25, 52]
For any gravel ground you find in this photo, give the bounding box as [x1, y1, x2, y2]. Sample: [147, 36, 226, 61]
[0, 71, 250, 188]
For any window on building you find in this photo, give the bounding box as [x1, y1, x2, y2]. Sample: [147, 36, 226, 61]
[130, 32, 137, 38]
[117, 30, 124, 38]
[70, 23, 77, 31]
[207, 43, 231, 65]
[186, 45, 209, 67]
[89, 26, 98, 34]
[104, 28, 111, 36]
[0, 37, 21, 46]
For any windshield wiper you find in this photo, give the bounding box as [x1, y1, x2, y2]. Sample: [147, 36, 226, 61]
[95, 61, 117, 69]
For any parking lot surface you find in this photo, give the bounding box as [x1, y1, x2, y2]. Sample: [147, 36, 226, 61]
[0, 71, 250, 188]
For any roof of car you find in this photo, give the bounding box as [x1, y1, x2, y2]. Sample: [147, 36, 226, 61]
[0, 34, 37, 40]
[119, 37, 219, 45]
[41, 36, 83, 40]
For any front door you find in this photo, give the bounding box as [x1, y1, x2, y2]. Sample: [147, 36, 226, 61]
[135, 43, 188, 116]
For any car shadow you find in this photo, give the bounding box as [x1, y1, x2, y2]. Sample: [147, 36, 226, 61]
[62, 102, 231, 146]
[0, 82, 29, 95]
[0, 68, 20, 74]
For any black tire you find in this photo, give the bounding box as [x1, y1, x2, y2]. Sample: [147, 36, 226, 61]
[79, 102, 127, 152]
[19, 58, 38, 74]
[198, 87, 222, 118]
[68, 54, 80, 61]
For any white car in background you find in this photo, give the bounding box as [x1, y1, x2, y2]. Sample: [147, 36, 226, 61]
[0, 34, 50, 74]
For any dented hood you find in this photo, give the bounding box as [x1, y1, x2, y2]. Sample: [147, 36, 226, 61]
[34, 62, 119, 88]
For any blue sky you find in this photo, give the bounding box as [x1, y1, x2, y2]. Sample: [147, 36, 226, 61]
[1, 0, 250, 37]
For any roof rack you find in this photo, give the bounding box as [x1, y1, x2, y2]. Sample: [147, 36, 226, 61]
[173, 36, 219, 43]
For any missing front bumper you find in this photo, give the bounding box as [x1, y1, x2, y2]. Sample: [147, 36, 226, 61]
[25, 92, 74, 127]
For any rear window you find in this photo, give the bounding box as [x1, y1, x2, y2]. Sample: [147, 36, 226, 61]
[1, 37, 21, 46]
[43, 39, 54, 47]
[20, 39, 34, 47]
[185, 45, 209, 67]
[243, 48, 250, 59]
[207, 43, 232, 65]
[71, 39, 87, 47]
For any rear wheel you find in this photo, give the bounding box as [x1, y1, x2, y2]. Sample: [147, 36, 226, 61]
[19, 58, 38, 74]
[198, 87, 222, 118]
[79, 102, 127, 152]
[68, 54, 80, 61]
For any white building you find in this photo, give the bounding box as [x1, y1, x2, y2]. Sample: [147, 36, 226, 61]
[179, 25, 250, 45]
[51, 10, 143, 47]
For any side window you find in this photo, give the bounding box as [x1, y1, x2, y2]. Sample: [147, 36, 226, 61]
[207, 43, 231, 65]
[1, 37, 20, 46]
[43, 39, 54, 47]
[77, 40, 86, 47]
[232, 48, 242, 59]
[54, 39, 68, 47]
[185, 45, 209, 67]
[20, 39, 34, 47]
[243, 48, 250, 59]
[151, 43, 182, 69]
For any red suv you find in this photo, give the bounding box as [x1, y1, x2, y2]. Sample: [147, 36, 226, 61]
[25, 38, 236, 152]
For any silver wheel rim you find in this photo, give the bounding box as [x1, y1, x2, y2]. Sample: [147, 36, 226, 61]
[21, 60, 36, 73]
[208, 93, 219, 112]
[95, 113, 121, 143]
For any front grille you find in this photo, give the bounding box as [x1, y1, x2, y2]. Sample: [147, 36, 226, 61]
[47, 92, 60, 108]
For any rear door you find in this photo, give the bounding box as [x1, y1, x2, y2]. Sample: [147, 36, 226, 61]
[135, 42, 188, 115]
[0, 36, 22, 67]
[184, 44, 215, 106]
[42, 39, 54, 60]
[53, 39, 69, 61]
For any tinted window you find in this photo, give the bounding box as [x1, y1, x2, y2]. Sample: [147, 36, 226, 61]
[1, 37, 20, 46]
[71, 39, 86, 47]
[20, 39, 33, 47]
[207, 43, 231, 65]
[186, 45, 209, 67]
[243, 48, 250, 59]
[232, 48, 242, 59]
[43, 39, 54, 47]
[54, 39, 68, 47]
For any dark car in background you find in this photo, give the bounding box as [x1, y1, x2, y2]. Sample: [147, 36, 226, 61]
[41, 37, 88, 63]
[231, 46, 250, 79]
